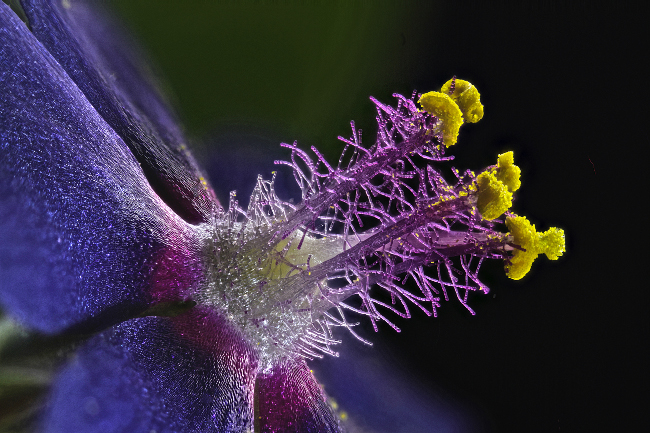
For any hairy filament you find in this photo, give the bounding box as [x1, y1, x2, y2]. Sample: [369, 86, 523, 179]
[199, 81, 564, 366]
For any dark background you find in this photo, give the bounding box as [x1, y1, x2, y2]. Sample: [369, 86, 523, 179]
[110, 2, 645, 432]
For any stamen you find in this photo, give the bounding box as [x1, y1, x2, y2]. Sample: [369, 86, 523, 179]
[200, 80, 564, 368]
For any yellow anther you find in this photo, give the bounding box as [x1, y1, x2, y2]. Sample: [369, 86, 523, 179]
[495, 151, 521, 192]
[505, 215, 538, 280]
[476, 171, 512, 220]
[440, 78, 484, 123]
[538, 227, 566, 260]
[419, 78, 483, 146]
[505, 215, 565, 280]
[419, 91, 463, 147]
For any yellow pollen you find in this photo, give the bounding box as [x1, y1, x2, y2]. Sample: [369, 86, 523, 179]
[419, 78, 483, 147]
[419, 92, 463, 147]
[476, 171, 512, 220]
[495, 151, 521, 192]
[505, 215, 566, 280]
[440, 78, 484, 123]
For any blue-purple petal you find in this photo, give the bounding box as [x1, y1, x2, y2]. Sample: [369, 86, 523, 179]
[41, 308, 257, 433]
[256, 358, 342, 433]
[22, 0, 218, 223]
[0, 3, 203, 333]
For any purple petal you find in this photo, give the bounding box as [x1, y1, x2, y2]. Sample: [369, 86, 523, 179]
[41, 308, 257, 433]
[0, 4, 203, 333]
[22, 0, 218, 223]
[256, 358, 342, 433]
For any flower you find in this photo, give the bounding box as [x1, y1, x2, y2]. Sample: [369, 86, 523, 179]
[0, 1, 565, 432]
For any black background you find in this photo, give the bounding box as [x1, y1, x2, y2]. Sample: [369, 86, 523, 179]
[111, 2, 645, 432]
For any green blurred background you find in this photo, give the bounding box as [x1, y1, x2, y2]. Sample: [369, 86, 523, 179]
[99, 2, 644, 432]
[111, 1, 449, 162]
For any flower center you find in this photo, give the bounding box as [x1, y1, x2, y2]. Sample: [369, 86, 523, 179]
[194, 81, 565, 370]
[199, 212, 352, 369]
